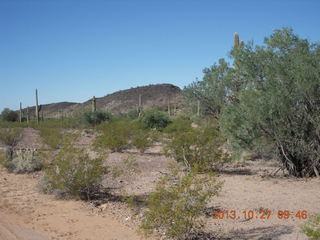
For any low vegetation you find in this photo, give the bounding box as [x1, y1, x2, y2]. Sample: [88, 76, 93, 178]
[164, 124, 230, 172]
[0, 127, 22, 147]
[139, 109, 171, 130]
[1, 108, 19, 122]
[41, 138, 107, 200]
[6, 148, 42, 173]
[83, 110, 112, 126]
[302, 214, 320, 240]
[140, 164, 221, 239]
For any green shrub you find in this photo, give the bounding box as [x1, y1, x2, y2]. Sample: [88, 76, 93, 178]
[140, 164, 221, 239]
[131, 129, 152, 153]
[126, 109, 140, 119]
[1, 108, 19, 122]
[42, 141, 107, 200]
[94, 119, 134, 152]
[163, 117, 192, 134]
[6, 149, 42, 173]
[139, 109, 171, 130]
[164, 126, 230, 172]
[37, 126, 62, 149]
[303, 214, 320, 240]
[0, 127, 22, 147]
[83, 111, 112, 126]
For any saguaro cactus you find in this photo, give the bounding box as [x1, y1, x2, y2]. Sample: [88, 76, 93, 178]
[92, 96, 96, 112]
[26, 106, 29, 123]
[35, 89, 39, 124]
[19, 102, 22, 123]
[234, 32, 240, 49]
[138, 94, 142, 116]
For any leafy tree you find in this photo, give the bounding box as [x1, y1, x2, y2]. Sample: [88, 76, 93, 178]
[187, 28, 320, 177]
[1, 108, 19, 122]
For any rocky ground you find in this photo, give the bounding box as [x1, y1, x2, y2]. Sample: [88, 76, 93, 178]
[0, 128, 319, 240]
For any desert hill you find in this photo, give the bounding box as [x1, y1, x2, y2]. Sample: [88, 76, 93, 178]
[23, 84, 182, 118]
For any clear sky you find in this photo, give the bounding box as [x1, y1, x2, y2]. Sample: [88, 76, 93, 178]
[0, 0, 319, 110]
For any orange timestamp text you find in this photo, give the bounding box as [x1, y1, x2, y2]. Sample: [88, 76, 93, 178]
[211, 209, 308, 220]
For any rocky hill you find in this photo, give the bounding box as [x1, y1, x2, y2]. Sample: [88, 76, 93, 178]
[23, 84, 182, 118]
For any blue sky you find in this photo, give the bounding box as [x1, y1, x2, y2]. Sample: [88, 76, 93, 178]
[0, 0, 319, 110]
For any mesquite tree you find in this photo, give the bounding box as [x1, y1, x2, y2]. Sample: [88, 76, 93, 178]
[185, 28, 320, 177]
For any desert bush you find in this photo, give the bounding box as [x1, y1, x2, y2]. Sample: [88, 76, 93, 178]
[303, 214, 320, 240]
[41, 141, 107, 200]
[38, 126, 63, 149]
[163, 117, 192, 134]
[94, 119, 134, 152]
[0, 127, 22, 147]
[83, 110, 112, 126]
[1, 108, 19, 122]
[126, 109, 140, 119]
[164, 126, 230, 172]
[140, 164, 221, 239]
[139, 109, 171, 130]
[131, 129, 152, 153]
[6, 149, 42, 173]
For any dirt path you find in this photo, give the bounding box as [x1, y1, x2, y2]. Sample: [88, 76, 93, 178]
[0, 168, 146, 240]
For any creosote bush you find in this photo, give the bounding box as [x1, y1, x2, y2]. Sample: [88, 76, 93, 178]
[303, 214, 320, 240]
[38, 126, 63, 149]
[163, 117, 192, 134]
[164, 125, 230, 172]
[94, 119, 134, 152]
[41, 139, 107, 200]
[0, 127, 22, 147]
[83, 110, 112, 126]
[131, 129, 152, 153]
[139, 109, 171, 130]
[140, 164, 221, 240]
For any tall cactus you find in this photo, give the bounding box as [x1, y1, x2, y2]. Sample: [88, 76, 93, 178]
[234, 32, 240, 49]
[35, 89, 39, 124]
[26, 106, 29, 123]
[19, 102, 22, 123]
[138, 94, 142, 117]
[92, 96, 96, 112]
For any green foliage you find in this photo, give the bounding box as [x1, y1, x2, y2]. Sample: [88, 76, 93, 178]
[183, 58, 232, 116]
[1, 108, 19, 122]
[163, 117, 192, 134]
[302, 214, 320, 240]
[220, 28, 320, 177]
[37, 125, 63, 149]
[42, 140, 107, 200]
[94, 119, 133, 152]
[6, 149, 42, 173]
[139, 109, 171, 130]
[164, 125, 230, 172]
[140, 164, 221, 239]
[131, 129, 152, 153]
[0, 127, 22, 147]
[83, 110, 112, 126]
[186, 27, 320, 177]
[127, 109, 140, 119]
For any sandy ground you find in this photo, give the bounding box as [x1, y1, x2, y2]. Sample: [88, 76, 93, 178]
[0, 128, 319, 240]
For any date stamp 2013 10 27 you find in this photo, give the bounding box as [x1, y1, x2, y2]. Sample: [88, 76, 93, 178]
[211, 209, 308, 220]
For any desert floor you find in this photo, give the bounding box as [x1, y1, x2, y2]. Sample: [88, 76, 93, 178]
[0, 128, 319, 240]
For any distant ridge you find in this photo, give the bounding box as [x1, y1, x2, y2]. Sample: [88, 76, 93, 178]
[21, 84, 182, 118]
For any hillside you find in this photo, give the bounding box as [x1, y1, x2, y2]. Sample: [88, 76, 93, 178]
[76, 83, 182, 114]
[22, 84, 182, 118]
